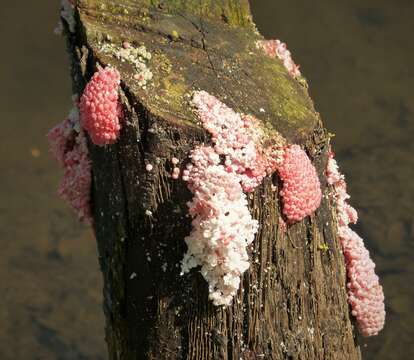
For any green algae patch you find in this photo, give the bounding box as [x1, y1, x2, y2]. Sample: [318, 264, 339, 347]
[147, 0, 253, 28]
[161, 77, 189, 111]
[249, 57, 318, 140]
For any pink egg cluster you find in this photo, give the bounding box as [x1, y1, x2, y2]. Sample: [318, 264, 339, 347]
[327, 150, 385, 336]
[47, 116, 73, 166]
[182, 91, 275, 305]
[47, 106, 92, 223]
[182, 91, 321, 305]
[278, 144, 322, 223]
[80, 66, 123, 145]
[182, 146, 258, 305]
[192, 91, 278, 192]
[257, 39, 301, 78]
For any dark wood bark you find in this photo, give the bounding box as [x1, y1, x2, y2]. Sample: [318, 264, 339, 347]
[63, 1, 362, 359]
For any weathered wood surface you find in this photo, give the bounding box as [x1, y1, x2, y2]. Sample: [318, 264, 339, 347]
[63, 0, 362, 358]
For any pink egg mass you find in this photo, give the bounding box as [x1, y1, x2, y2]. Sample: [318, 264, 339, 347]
[47, 109, 92, 223]
[181, 91, 322, 305]
[80, 66, 123, 146]
[327, 150, 385, 336]
[181, 92, 266, 305]
[278, 144, 322, 223]
[191, 91, 273, 192]
[257, 39, 301, 78]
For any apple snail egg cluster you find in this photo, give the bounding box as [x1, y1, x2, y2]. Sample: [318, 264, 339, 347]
[278, 144, 322, 223]
[326, 152, 385, 336]
[257, 39, 301, 78]
[181, 91, 321, 305]
[47, 100, 92, 223]
[79, 66, 123, 146]
[47, 66, 124, 223]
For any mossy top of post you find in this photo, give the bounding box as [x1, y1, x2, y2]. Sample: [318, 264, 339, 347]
[81, 0, 253, 28]
[76, 0, 321, 143]
[147, 0, 253, 28]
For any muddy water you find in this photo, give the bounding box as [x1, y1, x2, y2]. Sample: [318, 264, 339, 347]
[1, 1, 412, 359]
[0, 2, 106, 359]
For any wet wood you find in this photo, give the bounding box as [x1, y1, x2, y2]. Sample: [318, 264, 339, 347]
[63, 0, 362, 359]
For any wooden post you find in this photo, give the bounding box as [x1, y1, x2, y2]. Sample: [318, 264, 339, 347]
[61, 0, 362, 358]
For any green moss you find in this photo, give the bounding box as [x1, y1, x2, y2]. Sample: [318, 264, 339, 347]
[161, 76, 189, 111]
[146, 0, 252, 28]
[220, 0, 252, 27]
[84, 0, 252, 28]
[154, 52, 173, 74]
[251, 58, 317, 135]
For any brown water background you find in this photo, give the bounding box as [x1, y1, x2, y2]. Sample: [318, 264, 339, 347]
[1, 1, 413, 359]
